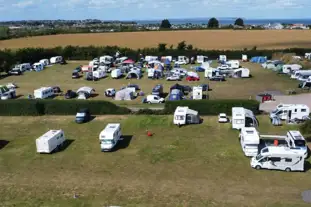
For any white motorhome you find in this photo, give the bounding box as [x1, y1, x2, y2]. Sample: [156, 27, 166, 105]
[176, 56, 189, 65]
[291, 70, 311, 79]
[239, 127, 260, 157]
[226, 60, 240, 69]
[111, 69, 123, 79]
[197, 55, 208, 64]
[232, 107, 258, 130]
[251, 146, 305, 172]
[34, 87, 54, 99]
[219, 55, 227, 62]
[286, 131, 308, 158]
[282, 64, 301, 74]
[173, 106, 201, 127]
[36, 130, 65, 153]
[232, 68, 250, 78]
[242, 54, 248, 62]
[192, 86, 203, 100]
[50, 56, 63, 64]
[99, 123, 122, 152]
[270, 104, 309, 121]
[99, 55, 113, 63]
[32, 62, 44, 71]
[39, 59, 50, 66]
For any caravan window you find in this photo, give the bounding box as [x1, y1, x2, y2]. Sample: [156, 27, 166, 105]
[301, 109, 307, 112]
[294, 140, 306, 147]
[175, 115, 185, 120]
[269, 157, 281, 162]
[285, 158, 292, 162]
[235, 119, 244, 124]
[262, 148, 269, 153]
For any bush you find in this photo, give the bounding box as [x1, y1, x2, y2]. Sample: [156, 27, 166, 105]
[300, 120, 311, 135]
[0, 100, 131, 116]
[163, 100, 260, 115]
[135, 108, 167, 115]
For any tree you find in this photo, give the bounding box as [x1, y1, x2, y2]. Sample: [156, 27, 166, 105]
[177, 41, 186, 50]
[158, 43, 167, 52]
[234, 18, 244, 27]
[160, 19, 171, 29]
[207, 18, 219, 28]
[0, 26, 9, 40]
[186, 44, 193, 50]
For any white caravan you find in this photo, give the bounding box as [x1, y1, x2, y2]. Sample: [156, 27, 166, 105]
[36, 130, 65, 153]
[99, 123, 122, 152]
[111, 69, 122, 79]
[305, 53, 311, 60]
[270, 104, 309, 121]
[13, 63, 31, 72]
[39, 59, 50, 66]
[226, 60, 240, 69]
[232, 107, 258, 130]
[34, 87, 54, 99]
[99, 55, 113, 63]
[197, 55, 208, 64]
[192, 86, 203, 100]
[204, 67, 217, 78]
[291, 70, 311, 79]
[176, 56, 189, 65]
[32, 62, 44, 71]
[242, 54, 248, 62]
[282, 64, 301, 74]
[219, 55, 227, 62]
[173, 106, 201, 127]
[93, 69, 107, 80]
[251, 146, 305, 172]
[297, 74, 311, 82]
[232, 68, 250, 78]
[50, 56, 63, 64]
[145, 56, 158, 62]
[239, 127, 260, 157]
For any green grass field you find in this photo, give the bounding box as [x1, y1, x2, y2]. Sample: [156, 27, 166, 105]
[0, 61, 301, 105]
[0, 115, 310, 206]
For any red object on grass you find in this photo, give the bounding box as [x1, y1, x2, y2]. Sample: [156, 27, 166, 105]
[147, 131, 153, 136]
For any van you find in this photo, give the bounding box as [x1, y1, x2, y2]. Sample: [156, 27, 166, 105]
[99, 123, 122, 152]
[34, 87, 54, 99]
[173, 106, 201, 127]
[145, 95, 165, 104]
[36, 130, 65, 153]
[111, 69, 122, 79]
[75, 108, 91, 123]
[270, 104, 309, 121]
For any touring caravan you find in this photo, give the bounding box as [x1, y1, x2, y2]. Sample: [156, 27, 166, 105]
[13, 63, 31, 72]
[192, 86, 203, 100]
[34, 87, 54, 99]
[270, 104, 310, 121]
[232, 68, 250, 78]
[204, 67, 218, 78]
[32, 63, 44, 71]
[176, 56, 189, 65]
[251, 146, 305, 172]
[242, 54, 248, 62]
[239, 127, 260, 157]
[50, 56, 63, 64]
[173, 106, 201, 127]
[111, 69, 122, 79]
[219, 55, 227, 63]
[92, 69, 107, 80]
[282, 64, 301, 74]
[99, 123, 121, 152]
[232, 107, 258, 130]
[197, 55, 208, 64]
[291, 70, 311, 79]
[99, 55, 113, 64]
[226, 60, 240, 69]
[39, 59, 50, 66]
[36, 130, 65, 153]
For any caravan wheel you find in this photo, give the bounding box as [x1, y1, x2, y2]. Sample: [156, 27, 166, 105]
[285, 168, 291, 172]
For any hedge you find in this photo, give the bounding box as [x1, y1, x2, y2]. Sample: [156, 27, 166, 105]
[163, 99, 260, 115]
[0, 100, 131, 116]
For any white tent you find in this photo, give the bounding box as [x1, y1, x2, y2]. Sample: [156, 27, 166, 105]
[126, 70, 142, 79]
[114, 89, 134, 101]
[233, 68, 250, 78]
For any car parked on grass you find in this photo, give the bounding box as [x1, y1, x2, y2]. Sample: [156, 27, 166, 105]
[142, 95, 165, 104]
[218, 113, 229, 123]
[8, 69, 22, 76]
[186, 76, 200, 81]
[105, 88, 116, 97]
[75, 108, 91, 124]
[209, 75, 225, 81]
[166, 75, 181, 81]
[64, 90, 77, 99]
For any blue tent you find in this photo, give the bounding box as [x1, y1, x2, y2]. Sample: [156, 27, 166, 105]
[164, 59, 171, 65]
[250, 56, 267, 63]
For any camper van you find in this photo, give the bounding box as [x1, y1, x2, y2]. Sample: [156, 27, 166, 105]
[192, 86, 203, 100]
[50, 56, 63, 64]
[197, 55, 208, 64]
[251, 146, 305, 172]
[36, 130, 65, 153]
[291, 70, 311, 79]
[173, 106, 201, 127]
[239, 127, 260, 157]
[226, 60, 240, 69]
[270, 104, 310, 121]
[99, 123, 121, 152]
[232, 107, 258, 130]
[111, 69, 122, 79]
[32, 63, 44, 71]
[34, 87, 54, 99]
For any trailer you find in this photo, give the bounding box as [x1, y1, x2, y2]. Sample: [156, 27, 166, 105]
[36, 130, 65, 153]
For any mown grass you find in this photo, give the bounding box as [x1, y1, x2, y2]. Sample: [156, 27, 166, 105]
[0, 61, 301, 105]
[0, 115, 310, 206]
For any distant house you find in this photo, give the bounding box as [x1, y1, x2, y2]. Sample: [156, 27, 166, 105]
[263, 23, 284, 30]
[290, 24, 309, 30]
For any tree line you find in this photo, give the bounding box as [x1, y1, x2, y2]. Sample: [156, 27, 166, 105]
[1, 45, 311, 73]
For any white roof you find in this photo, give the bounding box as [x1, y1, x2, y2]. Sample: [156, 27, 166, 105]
[34, 87, 52, 92]
[219, 113, 227, 116]
[77, 86, 94, 94]
[232, 107, 245, 115]
[241, 127, 260, 144]
[174, 106, 198, 116]
[287, 131, 305, 140]
[262, 146, 305, 155]
[100, 123, 120, 139]
[38, 130, 63, 140]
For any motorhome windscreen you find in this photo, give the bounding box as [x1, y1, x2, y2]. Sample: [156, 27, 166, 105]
[102, 140, 114, 144]
[246, 130, 254, 134]
[256, 154, 263, 160]
[175, 115, 185, 120]
[294, 140, 306, 147]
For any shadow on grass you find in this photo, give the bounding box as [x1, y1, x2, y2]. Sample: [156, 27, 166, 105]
[90, 93, 99, 98]
[57, 139, 75, 153]
[162, 92, 169, 98]
[0, 140, 9, 150]
[15, 94, 24, 99]
[0, 74, 10, 80]
[111, 135, 133, 152]
[305, 161, 311, 172]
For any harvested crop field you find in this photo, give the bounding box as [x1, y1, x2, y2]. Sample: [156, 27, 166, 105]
[1, 30, 311, 50]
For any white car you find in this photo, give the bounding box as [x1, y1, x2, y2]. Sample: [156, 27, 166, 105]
[217, 65, 230, 70]
[166, 75, 181, 81]
[145, 95, 165, 104]
[218, 113, 228, 123]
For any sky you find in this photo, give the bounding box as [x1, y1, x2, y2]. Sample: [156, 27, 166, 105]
[0, 0, 311, 21]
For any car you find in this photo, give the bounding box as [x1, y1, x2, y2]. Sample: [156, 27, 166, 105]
[64, 90, 77, 99]
[52, 86, 62, 94]
[8, 69, 22, 75]
[75, 108, 91, 124]
[218, 113, 228, 123]
[166, 75, 181, 81]
[209, 75, 225, 81]
[199, 84, 209, 91]
[186, 76, 200, 81]
[217, 64, 230, 70]
[105, 88, 116, 97]
[143, 95, 165, 104]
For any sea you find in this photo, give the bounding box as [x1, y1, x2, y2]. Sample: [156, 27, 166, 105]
[134, 18, 311, 25]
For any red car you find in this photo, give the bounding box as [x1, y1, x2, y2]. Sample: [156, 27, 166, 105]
[186, 76, 200, 81]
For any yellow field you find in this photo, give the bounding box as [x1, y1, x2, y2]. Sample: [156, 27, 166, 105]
[1, 30, 311, 50]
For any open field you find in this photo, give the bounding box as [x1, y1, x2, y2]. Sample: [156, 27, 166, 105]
[1, 30, 311, 50]
[0, 115, 310, 206]
[0, 61, 302, 105]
